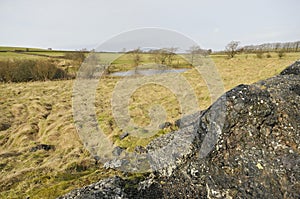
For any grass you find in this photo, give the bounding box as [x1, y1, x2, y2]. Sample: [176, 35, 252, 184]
[95, 52, 299, 151]
[0, 46, 47, 52]
[0, 80, 122, 198]
[212, 52, 299, 89]
[0, 52, 46, 60]
[21, 51, 66, 57]
[0, 46, 81, 61]
[0, 50, 299, 198]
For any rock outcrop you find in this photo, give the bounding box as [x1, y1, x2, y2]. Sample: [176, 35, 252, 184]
[59, 61, 300, 199]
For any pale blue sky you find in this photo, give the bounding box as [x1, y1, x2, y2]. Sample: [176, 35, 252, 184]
[0, 0, 299, 50]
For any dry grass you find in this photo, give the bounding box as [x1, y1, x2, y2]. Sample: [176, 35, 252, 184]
[95, 52, 299, 150]
[0, 52, 299, 198]
[0, 81, 121, 198]
[212, 52, 299, 89]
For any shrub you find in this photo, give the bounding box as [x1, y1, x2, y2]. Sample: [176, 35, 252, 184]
[64, 52, 86, 63]
[0, 59, 69, 82]
[0, 60, 11, 82]
[277, 51, 285, 59]
[15, 60, 36, 82]
[34, 60, 55, 80]
[0, 60, 35, 82]
[266, 53, 272, 58]
[256, 51, 264, 59]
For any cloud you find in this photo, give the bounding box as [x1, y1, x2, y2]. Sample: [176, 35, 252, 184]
[0, 0, 299, 50]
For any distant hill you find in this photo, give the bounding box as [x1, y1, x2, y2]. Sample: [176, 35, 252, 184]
[0, 46, 50, 52]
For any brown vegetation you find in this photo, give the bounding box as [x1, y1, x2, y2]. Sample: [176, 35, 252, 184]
[0, 59, 69, 82]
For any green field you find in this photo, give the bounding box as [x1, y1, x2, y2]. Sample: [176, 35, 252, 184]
[0, 46, 48, 51]
[0, 48, 299, 198]
[0, 46, 82, 60]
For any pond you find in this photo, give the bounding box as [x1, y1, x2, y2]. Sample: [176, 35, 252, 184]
[110, 68, 190, 77]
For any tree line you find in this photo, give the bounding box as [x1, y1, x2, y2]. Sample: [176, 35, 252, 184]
[126, 46, 212, 67]
[223, 40, 300, 58]
[242, 41, 300, 53]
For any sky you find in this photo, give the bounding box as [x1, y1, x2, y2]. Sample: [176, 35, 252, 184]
[0, 0, 299, 51]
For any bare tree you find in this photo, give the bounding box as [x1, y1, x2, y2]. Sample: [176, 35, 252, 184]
[150, 47, 178, 65]
[130, 48, 142, 67]
[187, 45, 205, 65]
[187, 45, 200, 65]
[165, 47, 178, 65]
[225, 41, 240, 58]
[295, 41, 300, 52]
[241, 41, 300, 53]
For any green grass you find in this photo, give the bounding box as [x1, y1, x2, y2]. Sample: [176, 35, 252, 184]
[0, 46, 82, 60]
[0, 52, 47, 60]
[22, 51, 67, 57]
[0, 46, 48, 51]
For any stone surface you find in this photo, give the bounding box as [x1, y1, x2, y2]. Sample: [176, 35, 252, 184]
[174, 110, 203, 129]
[30, 144, 55, 152]
[112, 146, 124, 156]
[134, 145, 147, 154]
[119, 132, 129, 140]
[60, 62, 300, 199]
[158, 122, 172, 129]
[58, 177, 128, 199]
[280, 60, 300, 75]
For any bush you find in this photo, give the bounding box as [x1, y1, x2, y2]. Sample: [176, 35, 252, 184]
[15, 60, 36, 82]
[277, 51, 285, 59]
[0, 60, 11, 82]
[34, 60, 57, 80]
[256, 51, 264, 59]
[0, 60, 35, 82]
[266, 53, 272, 58]
[0, 59, 69, 82]
[64, 52, 86, 63]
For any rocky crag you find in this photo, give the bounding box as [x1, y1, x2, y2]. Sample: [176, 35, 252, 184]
[59, 61, 300, 199]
